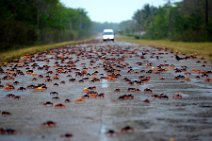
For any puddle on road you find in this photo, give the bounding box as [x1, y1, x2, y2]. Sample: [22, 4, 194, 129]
[100, 124, 108, 141]
[140, 83, 154, 89]
[101, 80, 109, 88]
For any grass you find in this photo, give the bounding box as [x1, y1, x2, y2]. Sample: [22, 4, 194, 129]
[0, 39, 94, 66]
[117, 36, 212, 61]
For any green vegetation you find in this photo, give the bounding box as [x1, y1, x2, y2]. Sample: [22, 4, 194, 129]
[118, 36, 212, 61]
[120, 0, 212, 42]
[0, 39, 94, 66]
[0, 0, 92, 51]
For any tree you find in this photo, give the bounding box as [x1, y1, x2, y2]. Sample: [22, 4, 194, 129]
[125, 0, 212, 41]
[0, 0, 92, 50]
[133, 4, 158, 31]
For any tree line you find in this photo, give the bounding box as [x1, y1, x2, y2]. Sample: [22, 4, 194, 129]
[120, 0, 212, 42]
[92, 22, 120, 34]
[0, 0, 92, 50]
[1, 0, 211, 50]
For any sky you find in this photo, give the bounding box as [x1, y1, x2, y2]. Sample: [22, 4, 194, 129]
[60, 0, 182, 23]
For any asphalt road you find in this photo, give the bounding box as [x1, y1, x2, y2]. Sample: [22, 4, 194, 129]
[0, 41, 212, 141]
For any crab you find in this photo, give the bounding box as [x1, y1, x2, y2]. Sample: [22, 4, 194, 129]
[105, 129, 116, 136]
[143, 99, 150, 103]
[69, 78, 76, 82]
[17, 87, 26, 91]
[32, 77, 37, 81]
[1, 111, 12, 117]
[144, 88, 153, 93]
[13, 81, 20, 85]
[42, 121, 56, 128]
[91, 77, 100, 82]
[105, 75, 116, 81]
[205, 78, 212, 82]
[159, 93, 169, 99]
[4, 84, 15, 91]
[74, 97, 85, 104]
[83, 86, 96, 93]
[118, 94, 134, 100]
[173, 94, 183, 100]
[43, 101, 53, 106]
[87, 91, 98, 98]
[6, 94, 15, 98]
[114, 88, 121, 92]
[0, 128, 16, 135]
[14, 96, 21, 100]
[61, 133, 73, 138]
[128, 88, 140, 92]
[98, 93, 105, 98]
[53, 83, 59, 87]
[64, 99, 71, 103]
[121, 126, 134, 133]
[160, 77, 166, 80]
[52, 96, 60, 100]
[54, 103, 65, 108]
[50, 91, 59, 96]
[60, 81, 66, 84]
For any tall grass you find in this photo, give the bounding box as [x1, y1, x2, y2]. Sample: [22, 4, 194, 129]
[118, 36, 212, 61]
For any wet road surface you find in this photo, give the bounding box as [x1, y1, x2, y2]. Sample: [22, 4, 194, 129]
[0, 41, 212, 141]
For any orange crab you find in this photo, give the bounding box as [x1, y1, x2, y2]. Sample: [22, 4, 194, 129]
[105, 75, 116, 81]
[83, 86, 96, 93]
[4, 84, 15, 91]
[34, 84, 47, 91]
[192, 69, 203, 74]
[87, 91, 98, 98]
[54, 103, 66, 108]
[74, 97, 85, 104]
[35, 86, 46, 91]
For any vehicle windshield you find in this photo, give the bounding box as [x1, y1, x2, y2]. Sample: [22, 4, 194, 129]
[103, 32, 114, 35]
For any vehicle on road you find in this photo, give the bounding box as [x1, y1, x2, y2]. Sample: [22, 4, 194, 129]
[102, 29, 115, 41]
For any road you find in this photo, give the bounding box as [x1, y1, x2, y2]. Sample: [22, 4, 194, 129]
[0, 41, 212, 141]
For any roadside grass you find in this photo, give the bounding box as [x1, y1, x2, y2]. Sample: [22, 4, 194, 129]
[0, 39, 94, 66]
[117, 36, 212, 61]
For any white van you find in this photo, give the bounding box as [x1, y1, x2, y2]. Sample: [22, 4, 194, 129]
[102, 29, 115, 41]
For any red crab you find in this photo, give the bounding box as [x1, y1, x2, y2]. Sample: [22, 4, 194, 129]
[54, 103, 65, 108]
[42, 121, 56, 128]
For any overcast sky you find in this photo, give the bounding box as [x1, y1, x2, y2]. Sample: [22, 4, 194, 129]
[60, 0, 182, 23]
